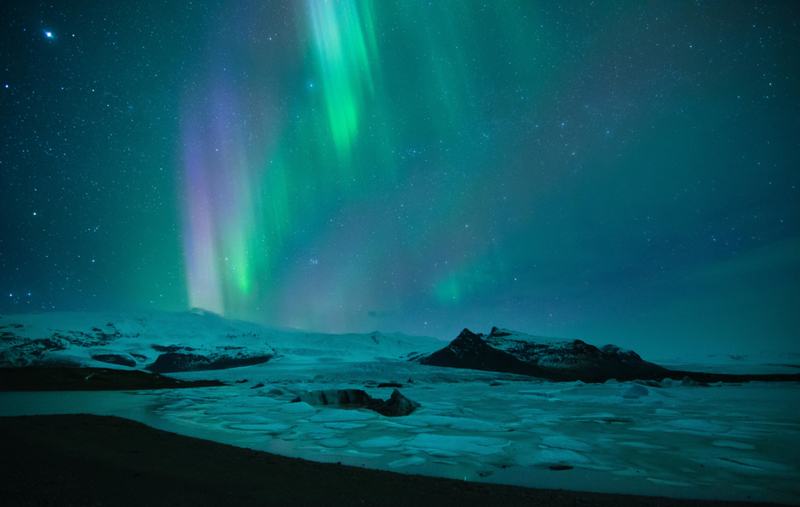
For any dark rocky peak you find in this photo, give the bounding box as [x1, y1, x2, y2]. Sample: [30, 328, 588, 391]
[457, 328, 484, 339]
[600, 344, 644, 363]
[563, 339, 599, 355]
[448, 329, 488, 352]
[489, 326, 511, 337]
[372, 389, 421, 417]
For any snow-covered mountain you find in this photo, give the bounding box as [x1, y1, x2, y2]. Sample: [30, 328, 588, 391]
[485, 327, 651, 370]
[0, 311, 442, 372]
[419, 327, 671, 382]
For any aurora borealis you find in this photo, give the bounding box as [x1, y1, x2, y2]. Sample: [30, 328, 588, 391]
[2, 1, 799, 358]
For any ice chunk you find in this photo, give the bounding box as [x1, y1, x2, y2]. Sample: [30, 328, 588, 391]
[228, 423, 292, 433]
[279, 401, 317, 414]
[356, 436, 405, 448]
[323, 422, 367, 430]
[540, 435, 591, 452]
[667, 419, 728, 433]
[317, 438, 350, 448]
[309, 409, 377, 423]
[654, 408, 680, 416]
[518, 389, 570, 399]
[712, 440, 756, 450]
[222, 414, 274, 424]
[403, 415, 503, 432]
[619, 442, 668, 450]
[648, 478, 691, 486]
[716, 457, 795, 473]
[388, 456, 426, 468]
[573, 413, 635, 424]
[515, 448, 591, 466]
[422, 449, 461, 458]
[406, 433, 508, 456]
[621, 384, 649, 399]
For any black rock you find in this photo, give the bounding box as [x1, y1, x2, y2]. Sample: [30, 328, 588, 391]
[292, 388, 420, 417]
[420, 329, 556, 379]
[0, 337, 68, 367]
[377, 382, 403, 388]
[419, 328, 666, 383]
[0, 367, 224, 391]
[91, 354, 137, 368]
[419, 327, 800, 384]
[370, 389, 420, 417]
[147, 352, 274, 373]
[293, 389, 374, 406]
[151, 344, 194, 353]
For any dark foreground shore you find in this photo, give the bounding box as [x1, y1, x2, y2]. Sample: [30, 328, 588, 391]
[0, 366, 225, 391]
[0, 414, 789, 507]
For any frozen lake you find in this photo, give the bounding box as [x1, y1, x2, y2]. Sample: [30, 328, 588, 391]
[2, 361, 799, 505]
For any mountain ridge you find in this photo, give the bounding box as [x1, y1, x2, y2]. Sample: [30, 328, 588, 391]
[419, 327, 800, 383]
[0, 311, 441, 371]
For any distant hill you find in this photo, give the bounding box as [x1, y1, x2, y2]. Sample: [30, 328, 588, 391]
[0, 311, 441, 372]
[419, 327, 800, 384]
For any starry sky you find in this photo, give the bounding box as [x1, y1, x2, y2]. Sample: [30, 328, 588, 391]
[2, 1, 799, 359]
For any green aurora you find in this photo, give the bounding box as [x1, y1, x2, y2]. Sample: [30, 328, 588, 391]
[2, 0, 799, 359]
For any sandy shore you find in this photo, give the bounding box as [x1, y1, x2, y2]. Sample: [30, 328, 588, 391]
[0, 413, 789, 507]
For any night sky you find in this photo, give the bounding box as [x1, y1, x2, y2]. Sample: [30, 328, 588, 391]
[2, 1, 799, 359]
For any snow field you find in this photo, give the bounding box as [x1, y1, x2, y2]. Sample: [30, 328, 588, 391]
[1, 358, 798, 504]
[141, 361, 800, 504]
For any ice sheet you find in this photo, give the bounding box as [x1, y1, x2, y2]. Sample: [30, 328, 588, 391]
[2, 361, 799, 505]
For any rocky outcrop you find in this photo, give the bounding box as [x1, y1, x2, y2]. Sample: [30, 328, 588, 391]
[0, 338, 68, 367]
[291, 388, 420, 417]
[0, 316, 278, 373]
[421, 327, 669, 383]
[0, 367, 225, 391]
[420, 327, 800, 383]
[147, 351, 275, 373]
[293, 389, 375, 406]
[371, 389, 420, 417]
[91, 354, 137, 368]
[420, 329, 556, 378]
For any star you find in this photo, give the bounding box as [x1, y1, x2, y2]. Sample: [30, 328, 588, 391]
[44, 30, 54, 39]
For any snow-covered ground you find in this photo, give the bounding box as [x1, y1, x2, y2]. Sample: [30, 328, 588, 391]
[2, 311, 799, 503]
[652, 353, 800, 376]
[3, 360, 799, 505]
[0, 310, 444, 367]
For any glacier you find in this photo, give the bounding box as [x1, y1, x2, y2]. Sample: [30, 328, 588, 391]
[1, 311, 799, 504]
